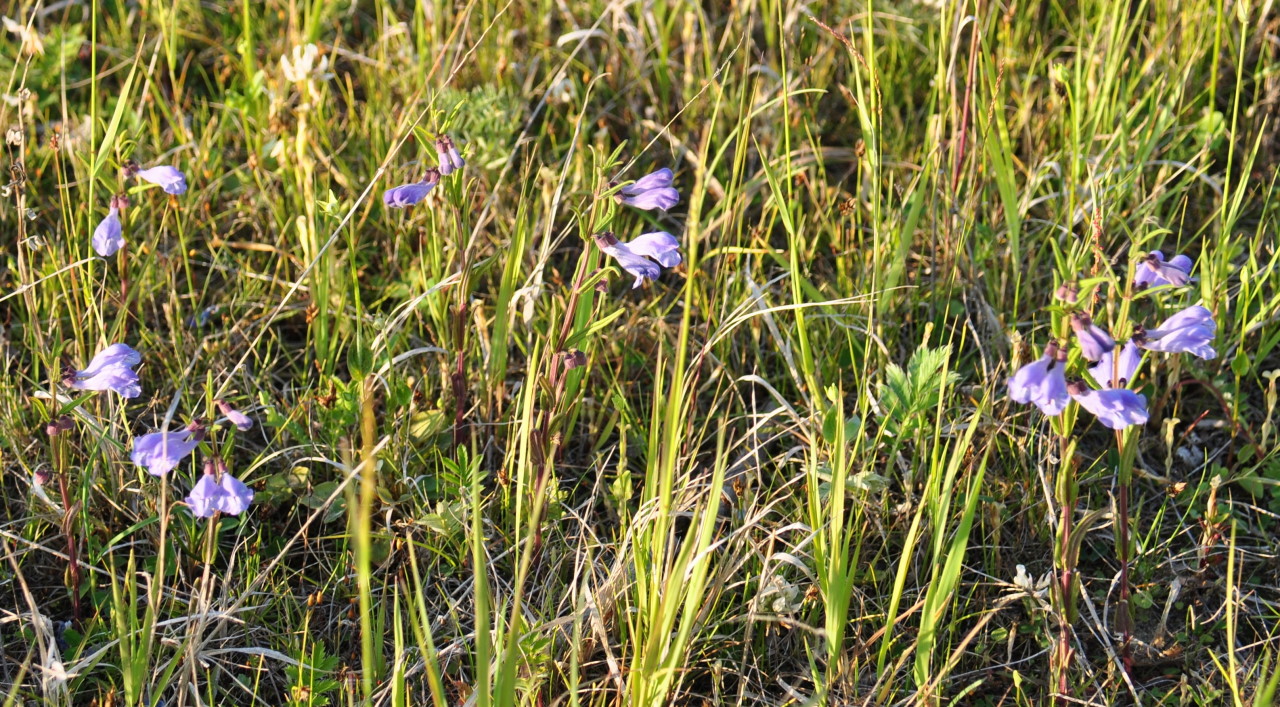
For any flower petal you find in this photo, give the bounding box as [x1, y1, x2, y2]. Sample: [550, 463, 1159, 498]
[130, 431, 200, 476]
[625, 231, 682, 268]
[92, 208, 124, 257]
[626, 168, 674, 192]
[383, 181, 435, 208]
[1088, 340, 1143, 388]
[620, 187, 679, 211]
[1071, 388, 1149, 429]
[186, 475, 221, 518]
[134, 165, 187, 195]
[216, 473, 254, 515]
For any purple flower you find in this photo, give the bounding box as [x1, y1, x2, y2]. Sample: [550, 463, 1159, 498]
[131, 423, 204, 476]
[63, 343, 142, 398]
[383, 168, 441, 208]
[1135, 250, 1193, 289]
[1067, 379, 1149, 430]
[1088, 339, 1143, 388]
[1007, 340, 1070, 416]
[216, 399, 253, 431]
[1070, 311, 1116, 362]
[129, 163, 187, 195]
[615, 168, 679, 211]
[593, 231, 682, 288]
[186, 459, 253, 518]
[1136, 305, 1217, 359]
[435, 136, 464, 175]
[92, 208, 123, 257]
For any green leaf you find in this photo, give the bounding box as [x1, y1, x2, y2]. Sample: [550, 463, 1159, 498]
[1232, 347, 1251, 377]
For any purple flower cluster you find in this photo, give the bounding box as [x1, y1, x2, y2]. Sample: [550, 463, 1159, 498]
[130, 408, 254, 518]
[1008, 248, 1217, 430]
[58, 341, 256, 517]
[187, 458, 254, 518]
[383, 133, 466, 208]
[593, 166, 685, 288]
[91, 160, 188, 258]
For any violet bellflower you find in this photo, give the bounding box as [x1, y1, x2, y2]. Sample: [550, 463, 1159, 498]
[1067, 379, 1149, 430]
[216, 399, 254, 431]
[1007, 339, 1070, 416]
[434, 135, 464, 175]
[131, 421, 205, 476]
[186, 458, 253, 518]
[1088, 339, 1143, 388]
[1070, 311, 1116, 362]
[1134, 250, 1193, 289]
[92, 194, 129, 257]
[593, 231, 682, 288]
[63, 343, 142, 398]
[125, 160, 187, 195]
[614, 168, 679, 211]
[1135, 305, 1217, 359]
[383, 168, 441, 208]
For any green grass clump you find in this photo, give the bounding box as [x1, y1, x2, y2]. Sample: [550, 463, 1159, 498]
[2, 0, 1280, 705]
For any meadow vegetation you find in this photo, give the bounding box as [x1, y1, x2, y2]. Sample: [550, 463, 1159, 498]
[2, 0, 1280, 704]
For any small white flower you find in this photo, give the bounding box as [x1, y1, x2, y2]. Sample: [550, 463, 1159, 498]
[280, 43, 330, 82]
[1012, 564, 1053, 599]
[3, 16, 43, 57]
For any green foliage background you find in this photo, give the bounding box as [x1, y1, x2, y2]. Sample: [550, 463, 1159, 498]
[1, 0, 1279, 704]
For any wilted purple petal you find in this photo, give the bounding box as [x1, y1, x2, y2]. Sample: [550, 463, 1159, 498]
[1088, 340, 1143, 388]
[131, 429, 201, 476]
[1068, 381, 1149, 429]
[1007, 341, 1069, 416]
[92, 208, 124, 257]
[619, 187, 680, 211]
[134, 165, 187, 195]
[66, 343, 142, 398]
[187, 466, 254, 518]
[1070, 312, 1116, 362]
